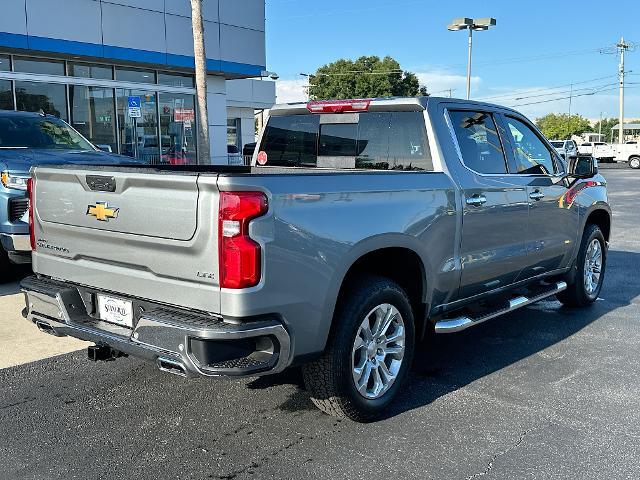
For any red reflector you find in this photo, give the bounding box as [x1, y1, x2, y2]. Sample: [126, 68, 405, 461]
[306, 99, 371, 113]
[219, 192, 268, 289]
[27, 178, 36, 251]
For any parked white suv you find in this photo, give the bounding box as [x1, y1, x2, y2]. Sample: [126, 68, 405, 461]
[550, 139, 578, 160]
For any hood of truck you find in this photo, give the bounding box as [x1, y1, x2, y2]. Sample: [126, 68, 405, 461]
[0, 149, 142, 175]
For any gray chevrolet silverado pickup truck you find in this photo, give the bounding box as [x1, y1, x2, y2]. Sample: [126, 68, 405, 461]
[21, 97, 610, 421]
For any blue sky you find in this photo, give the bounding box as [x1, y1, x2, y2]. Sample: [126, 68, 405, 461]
[265, 0, 640, 121]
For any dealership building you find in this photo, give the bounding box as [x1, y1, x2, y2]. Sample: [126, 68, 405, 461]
[0, 0, 275, 164]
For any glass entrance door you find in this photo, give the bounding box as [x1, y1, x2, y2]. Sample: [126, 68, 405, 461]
[116, 89, 159, 163]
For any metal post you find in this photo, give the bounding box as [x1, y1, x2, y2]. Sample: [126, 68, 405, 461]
[568, 84, 573, 116]
[599, 112, 602, 136]
[466, 28, 473, 100]
[618, 37, 628, 145]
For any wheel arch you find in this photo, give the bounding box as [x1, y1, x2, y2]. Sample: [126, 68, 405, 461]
[318, 235, 432, 352]
[584, 207, 611, 243]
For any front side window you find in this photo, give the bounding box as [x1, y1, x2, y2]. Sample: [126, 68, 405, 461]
[449, 110, 507, 174]
[0, 115, 94, 150]
[505, 117, 556, 175]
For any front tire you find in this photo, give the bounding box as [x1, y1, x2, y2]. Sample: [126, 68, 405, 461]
[302, 276, 415, 422]
[557, 224, 606, 307]
[629, 156, 640, 169]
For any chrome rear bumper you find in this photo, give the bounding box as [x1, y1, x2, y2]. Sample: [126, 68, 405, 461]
[21, 276, 291, 378]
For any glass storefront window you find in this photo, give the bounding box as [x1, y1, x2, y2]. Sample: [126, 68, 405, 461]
[69, 85, 117, 152]
[14, 57, 65, 76]
[68, 62, 113, 80]
[158, 72, 195, 88]
[115, 67, 156, 84]
[0, 55, 10, 72]
[158, 92, 197, 165]
[15, 81, 67, 119]
[0, 80, 13, 110]
[227, 118, 241, 148]
[117, 89, 159, 163]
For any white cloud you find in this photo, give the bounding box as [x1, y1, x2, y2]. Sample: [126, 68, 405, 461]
[275, 79, 307, 104]
[415, 71, 482, 97]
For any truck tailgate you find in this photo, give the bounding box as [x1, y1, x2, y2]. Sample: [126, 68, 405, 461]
[31, 167, 221, 313]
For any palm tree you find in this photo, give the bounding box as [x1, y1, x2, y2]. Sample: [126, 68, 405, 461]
[190, 0, 211, 164]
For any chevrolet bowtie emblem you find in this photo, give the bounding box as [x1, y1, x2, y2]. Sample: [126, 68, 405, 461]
[86, 202, 119, 222]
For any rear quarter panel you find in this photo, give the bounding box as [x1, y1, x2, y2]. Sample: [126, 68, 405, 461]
[216, 171, 458, 360]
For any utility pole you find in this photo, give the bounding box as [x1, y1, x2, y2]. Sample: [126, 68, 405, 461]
[568, 84, 573, 116]
[190, 0, 211, 164]
[599, 112, 603, 136]
[617, 37, 630, 145]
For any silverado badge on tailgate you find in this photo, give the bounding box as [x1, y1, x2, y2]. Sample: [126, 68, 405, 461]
[86, 202, 119, 222]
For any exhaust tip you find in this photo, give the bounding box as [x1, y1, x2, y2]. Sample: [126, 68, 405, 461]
[35, 320, 61, 337]
[157, 357, 187, 377]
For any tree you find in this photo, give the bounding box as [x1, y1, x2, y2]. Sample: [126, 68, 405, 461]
[535, 113, 591, 139]
[190, 0, 211, 164]
[592, 117, 623, 142]
[308, 56, 426, 100]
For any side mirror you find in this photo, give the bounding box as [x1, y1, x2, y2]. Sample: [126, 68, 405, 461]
[95, 144, 113, 153]
[569, 155, 598, 179]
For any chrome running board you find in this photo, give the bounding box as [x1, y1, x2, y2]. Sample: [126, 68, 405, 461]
[435, 281, 567, 334]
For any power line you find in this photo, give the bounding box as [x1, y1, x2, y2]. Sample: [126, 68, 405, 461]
[477, 74, 618, 101]
[509, 85, 638, 108]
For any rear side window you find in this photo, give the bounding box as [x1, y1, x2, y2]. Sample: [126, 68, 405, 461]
[448, 110, 508, 174]
[259, 112, 433, 171]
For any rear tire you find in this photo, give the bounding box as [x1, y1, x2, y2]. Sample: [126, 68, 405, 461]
[557, 224, 606, 307]
[302, 275, 415, 422]
[629, 156, 640, 169]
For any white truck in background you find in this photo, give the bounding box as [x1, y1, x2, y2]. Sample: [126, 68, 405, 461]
[612, 143, 640, 168]
[578, 142, 616, 163]
[578, 141, 640, 167]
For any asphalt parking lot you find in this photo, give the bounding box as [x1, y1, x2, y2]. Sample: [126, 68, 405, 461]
[1, 167, 639, 480]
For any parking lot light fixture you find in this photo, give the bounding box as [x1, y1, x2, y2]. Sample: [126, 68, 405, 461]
[447, 17, 497, 99]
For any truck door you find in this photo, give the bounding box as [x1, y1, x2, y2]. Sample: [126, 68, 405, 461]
[499, 115, 579, 277]
[447, 109, 530, 299]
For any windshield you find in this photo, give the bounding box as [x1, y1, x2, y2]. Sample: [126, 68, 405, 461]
[550, 141, 565, 148]
[0, 115, 95, 150]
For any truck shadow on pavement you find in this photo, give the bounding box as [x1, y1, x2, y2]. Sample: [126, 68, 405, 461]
[0, 266, 30, 296]
[249, 249, 640, 419]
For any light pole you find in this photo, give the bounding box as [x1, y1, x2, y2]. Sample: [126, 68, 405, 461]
[447, 17, 496, 100]
[300, 73, 312, 101]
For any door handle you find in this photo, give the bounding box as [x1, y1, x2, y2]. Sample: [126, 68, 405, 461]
[465, 194, 487, 207]
[529, 190, 545, 201]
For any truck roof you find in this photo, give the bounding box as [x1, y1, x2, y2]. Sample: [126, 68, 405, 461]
[269, 96, 529, 117]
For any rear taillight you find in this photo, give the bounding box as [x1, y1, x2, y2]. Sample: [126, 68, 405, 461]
[218, 192, 268, 289]
[26, 177, 35, 251]
[307, 99, 371, 113]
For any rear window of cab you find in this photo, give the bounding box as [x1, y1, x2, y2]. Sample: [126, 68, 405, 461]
[258, 111, 433, 171]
